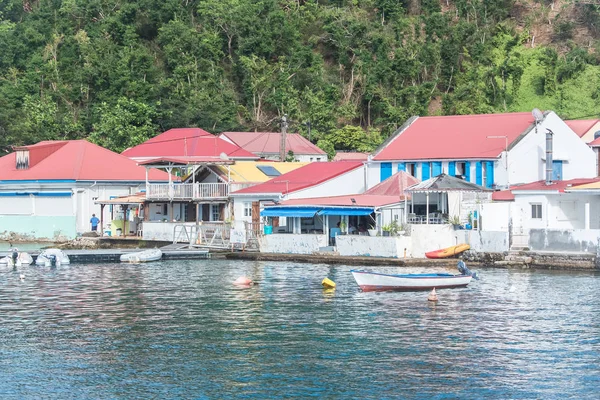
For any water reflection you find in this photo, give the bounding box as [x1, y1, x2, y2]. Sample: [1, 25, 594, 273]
[0, 260, 599, 399]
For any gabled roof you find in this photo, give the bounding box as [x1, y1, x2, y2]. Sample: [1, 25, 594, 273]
[492, 178, 600, 201]
[0, 140, 170, 182]
[231, 161, 363, 195]
[212, 161, 309, 183]
[122, 128, 258, 160]
[220, 132, 326, 156]
[279, 194, 402, 207]
[333, 151, 370, 161]
[565, 119, 598, 138]
[406, 173, 491, 192]
[365, 171, 420, 196]
[373, 112, 535, 161]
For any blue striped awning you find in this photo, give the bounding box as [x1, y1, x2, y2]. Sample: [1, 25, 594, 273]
[317, 208, 374, 216]
[260, 207, 320, 217]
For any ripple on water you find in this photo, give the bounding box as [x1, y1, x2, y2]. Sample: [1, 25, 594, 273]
[0, 261, 599, 399]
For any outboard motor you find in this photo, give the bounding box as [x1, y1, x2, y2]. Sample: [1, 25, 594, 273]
[49, 254, 57, 267]
[457, 260, 479, 280]
[11, 250, 18, 264]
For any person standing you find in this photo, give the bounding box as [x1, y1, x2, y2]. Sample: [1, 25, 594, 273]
[90, 214, 100, 231]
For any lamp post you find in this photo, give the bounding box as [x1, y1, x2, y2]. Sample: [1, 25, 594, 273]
[487, 135, 509, 189]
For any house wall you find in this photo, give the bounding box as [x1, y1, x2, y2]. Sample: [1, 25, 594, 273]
[529, 229, 600, 253]
[259, 233, 327, 254]
[336, 235, 412, 258]
[508, 112, 596, 186]
[410, 224, 458, 258]
[456, 230, 509, 252]
[580, 121, 600, 143]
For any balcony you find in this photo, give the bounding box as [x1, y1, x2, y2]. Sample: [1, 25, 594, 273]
[146, 183, 229, 201]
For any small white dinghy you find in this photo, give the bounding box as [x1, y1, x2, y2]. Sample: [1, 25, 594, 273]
[36, 249, 70, 266]
[0, 248, 34, 267]
[120, 248, 162, 263]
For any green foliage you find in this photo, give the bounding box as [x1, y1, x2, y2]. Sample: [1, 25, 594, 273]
[1, 0, 600, 154]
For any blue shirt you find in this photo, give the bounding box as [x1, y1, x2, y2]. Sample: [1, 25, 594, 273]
[90, 216, 100, 227]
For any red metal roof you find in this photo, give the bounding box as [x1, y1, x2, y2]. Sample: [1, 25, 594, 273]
[364, 171, 420, 196]
[220, 132, 326, 156]
[231, 161, 363, 195]
[492, 178, 600, 201]
[333, 152, 370, 161]
[565, 119, 598, 138]
[280, 194, 402, 207]
[137, 156, 235, 165]
[0, 140, 170, 181]
[373, 112, 535, 161]
[122, 128, 257, 159]
[588, 137, 600, 147]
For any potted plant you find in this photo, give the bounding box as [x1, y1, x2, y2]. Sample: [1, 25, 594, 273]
[382, 224, 391, 236]
[449, 215, 461, 229]
[368, 224, 378, 237]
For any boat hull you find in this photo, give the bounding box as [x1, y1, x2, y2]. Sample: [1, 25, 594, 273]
[425, 244, 470, 259]
[120, 249, 162, 263]
[35, 249, 70, 266]
[0, 252, 33, 266]
[351, 270, 472, 292]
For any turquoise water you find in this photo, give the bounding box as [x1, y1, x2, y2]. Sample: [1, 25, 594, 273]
[1, 259, 599, 399]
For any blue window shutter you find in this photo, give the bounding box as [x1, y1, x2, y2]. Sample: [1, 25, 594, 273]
[464, 161, 471, 182]
[380, 162, 392, 182]
[448, 161, 456, 177]
[398, 162, 406, 172]
[422, 162, 431, 180]
[486, 161, 494, 188]
[552, 160, 563, 180]
[475, 161, 483, 186]
[432, 161, 442, 176]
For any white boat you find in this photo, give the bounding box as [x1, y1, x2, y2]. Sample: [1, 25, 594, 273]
[0, 248, 33, 267]
[120, 248, 162, 263]
[351, 270, 472, 292]
[36, 249, 70, 266]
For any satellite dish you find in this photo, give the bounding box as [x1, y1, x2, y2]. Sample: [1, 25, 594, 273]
[532, 108, 543, 122]
[219, 152, 229, 161]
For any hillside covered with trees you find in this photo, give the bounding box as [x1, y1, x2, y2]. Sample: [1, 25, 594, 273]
[1, 0, 600, 157]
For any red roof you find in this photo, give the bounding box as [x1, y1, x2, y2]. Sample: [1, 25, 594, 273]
[231, 161, 363, 195]
[565, 119, 598, 138]
[280, 194, 402, 207]
[373, 112, 535, 161]
[122, 128, 257, 159]
[492, 178, 600, 201]
[333, 152, 370, 161]
[589, 137, 600, 147]
[364, 171, 420, 196]
[220, 132, 325, 156]
[0, 140, 170, 181]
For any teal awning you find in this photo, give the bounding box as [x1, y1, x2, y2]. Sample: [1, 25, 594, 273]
[260, 207, 320, 217]
[317, 208, 374, 216]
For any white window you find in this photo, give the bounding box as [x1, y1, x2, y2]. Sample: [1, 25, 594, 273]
[531, 204, 542, 219]
[210, 204, 220, 221]
[243, 202, 252, 217]
[316, 158, 321, 161]
[456, 162, 466, 178]
[310, 157, 313, 161]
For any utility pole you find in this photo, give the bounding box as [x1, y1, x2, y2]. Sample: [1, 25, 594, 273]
[306, 121, 311, 142]
[280, 114, 288, 162]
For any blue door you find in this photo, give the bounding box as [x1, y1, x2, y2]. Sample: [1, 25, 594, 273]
[422, 162, 431, 180]
[552, 160, 563, 180]
[486, 161, 494, 188]
[475, 161, 483, 186]
[398, 162, 406, 172]
[432, 161, 442, 177]
[380, 162, 392, 182]
[448, 161, 456, 177]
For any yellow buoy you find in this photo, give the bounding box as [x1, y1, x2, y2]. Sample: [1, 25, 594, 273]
[322, 277, 336, 289]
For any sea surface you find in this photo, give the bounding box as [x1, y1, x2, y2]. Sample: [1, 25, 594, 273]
[0, 259, 599, 399]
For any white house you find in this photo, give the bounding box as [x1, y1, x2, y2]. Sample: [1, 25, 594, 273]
[0, 140, 169, 240]
[368, 111, 596, 190]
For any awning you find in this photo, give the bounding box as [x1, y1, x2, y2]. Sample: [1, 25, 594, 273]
[317, 208, 374, 216]
[260, 207, 320, 217]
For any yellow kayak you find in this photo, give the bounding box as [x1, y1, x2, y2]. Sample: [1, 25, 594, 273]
[425, 244, 470, 259]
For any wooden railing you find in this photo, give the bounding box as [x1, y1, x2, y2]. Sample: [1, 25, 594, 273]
[146, 183, 229, 200]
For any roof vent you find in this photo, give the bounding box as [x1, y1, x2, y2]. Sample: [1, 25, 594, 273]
[15, 149, 29, 170]
[594, 131, 600, 140]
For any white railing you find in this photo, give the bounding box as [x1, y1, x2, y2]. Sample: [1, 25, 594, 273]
[146, 183, 229, 200]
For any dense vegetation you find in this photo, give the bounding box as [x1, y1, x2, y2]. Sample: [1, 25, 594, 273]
[1, 0, 600, 156]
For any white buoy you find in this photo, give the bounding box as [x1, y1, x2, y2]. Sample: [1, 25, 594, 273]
[427, 288, 438, 302]
[19, 274, 25, 281]
[233, 276, 254, 287]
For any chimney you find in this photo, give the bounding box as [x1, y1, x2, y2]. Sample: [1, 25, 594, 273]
[279, 114, 288, 162]
[15, 149, 29, 170]
[545, 128, 553, 185]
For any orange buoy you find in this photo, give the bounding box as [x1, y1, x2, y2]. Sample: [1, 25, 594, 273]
[233, 276, 254, 287]
[427, 288, 438, 302]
